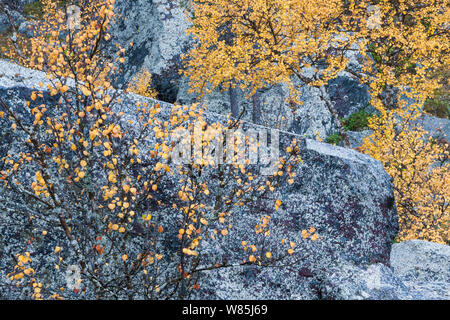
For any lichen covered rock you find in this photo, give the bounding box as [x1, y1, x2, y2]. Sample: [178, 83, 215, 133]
[390, 240, 450, 300]
[0, 60, 399, 299]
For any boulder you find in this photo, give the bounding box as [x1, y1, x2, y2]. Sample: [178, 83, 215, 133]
[318, 260, 413, 300]
[390, 240, 450, 300]
[292, 240, 450, 300]
[195, 244, 450, 300]
[391, 240, 450, 283]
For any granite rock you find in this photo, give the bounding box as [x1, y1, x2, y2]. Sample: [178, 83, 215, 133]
[0, 60, 399, 299]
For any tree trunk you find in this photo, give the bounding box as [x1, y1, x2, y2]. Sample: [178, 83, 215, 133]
[229, 85, 239, 119]
[319, 86, 350, 147]
[252, 91, 262, 124]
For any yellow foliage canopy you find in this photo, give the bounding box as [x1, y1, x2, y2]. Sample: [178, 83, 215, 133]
[361, 108, 449, 244]
[128, 68, 158, 99]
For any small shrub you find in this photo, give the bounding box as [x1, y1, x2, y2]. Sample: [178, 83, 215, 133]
[326, 134, 343, 146]
[424, 97, 450, 119]
[342, 110, 373, 131]
[361, 107, 449, 244]
[128, 68, 158, 99]
[424, 66, 449, 119]
[24, 1, 44, 18]
[367, 42, 382, 64]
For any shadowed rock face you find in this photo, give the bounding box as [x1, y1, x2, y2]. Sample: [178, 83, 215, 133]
[326, 75, 373, 119]
[0, 61, 399, 299]
[109, 0, 191, 103]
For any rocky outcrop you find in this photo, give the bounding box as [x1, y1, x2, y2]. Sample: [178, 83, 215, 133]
[0, 60, 400, 299]
[293, 240, 450, 300]
[110, 0, 191, 102]
[0, 61, 448, 300]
